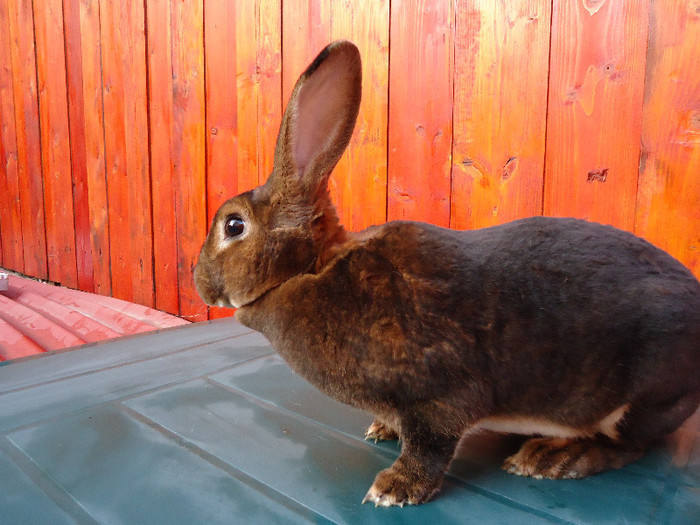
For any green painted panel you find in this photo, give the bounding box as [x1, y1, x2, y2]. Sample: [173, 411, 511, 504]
[0, 335, 272, 433]
[125, 379, 559, 524]
[0, 444, 76, 525]
[8, 405, 322, 524]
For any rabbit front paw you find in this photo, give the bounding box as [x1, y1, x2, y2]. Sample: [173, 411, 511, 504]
[362, 465, 439, 507]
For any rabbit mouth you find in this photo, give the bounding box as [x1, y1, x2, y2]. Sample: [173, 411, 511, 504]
[215, 297, 236, 309]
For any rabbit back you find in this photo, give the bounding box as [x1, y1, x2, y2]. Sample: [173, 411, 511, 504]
[238, 216, 700, 428]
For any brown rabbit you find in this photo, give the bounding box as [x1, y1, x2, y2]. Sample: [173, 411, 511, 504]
[195, 41, 700, 507]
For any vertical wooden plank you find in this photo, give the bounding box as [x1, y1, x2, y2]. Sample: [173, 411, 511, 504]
[0, 0, 24, 272]
[100, 0, 154, 305]
[388, 0, 454, 227]
[235, 0, 282, 193]
[63, 0, 93, 292]
[7, 0, 47, 279]
[171, 0, 207, 321]
[544, 0, 650, 230]
[281, 1, 390, 231]
[635, 0, 700, 278]
[330, 0, 390, 231]
[76, 0, 110, 296]
[33, 0, 78, 287]
[204, 0, 238, 320]
[451, 0, 551, 230]
[204, 0, 238, 219]
[147, 0, 179, 314]
[281, 1, 330, 104]
[255, 0, 282, 185]
[204, 0, 282, 321]
[231, 0, 259, 197]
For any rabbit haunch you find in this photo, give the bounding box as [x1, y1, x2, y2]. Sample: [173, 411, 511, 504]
[195, 41, 700, 507]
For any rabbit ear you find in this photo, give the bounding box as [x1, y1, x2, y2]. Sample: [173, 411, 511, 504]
[271, 41, 362, 201]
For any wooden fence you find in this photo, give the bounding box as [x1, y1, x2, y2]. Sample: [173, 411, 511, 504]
[0, 0, 698, 321]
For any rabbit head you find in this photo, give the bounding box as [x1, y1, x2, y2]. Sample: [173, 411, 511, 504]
[195, 41, 362, 308]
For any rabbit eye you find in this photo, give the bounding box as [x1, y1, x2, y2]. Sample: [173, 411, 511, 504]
[224, 215, 245, 238]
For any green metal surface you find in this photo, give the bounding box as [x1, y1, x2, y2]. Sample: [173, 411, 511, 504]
[0, 318, 698, 524]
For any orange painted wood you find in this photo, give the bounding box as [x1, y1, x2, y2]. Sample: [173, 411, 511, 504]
[451, 0, 550, 230]
[204, 0, 238, 321]
[63, 0, 93, 293]
[282, 1, 390, 231]
[100, 0, 154, 306]
[75, 0, 111, 297]
[635, 0, 700, 279]
[544, 0, 650, 231]
[207, 0, 283, 320]
[388, 0, 454, 227]
[329, 0, 390, 231]
[235, 0, 282, 193]
[170, 0, 208, 321]
[3, 0, 700, 322]
[147, 0, 179, 315]
[254, 1, 283, 186]
[205, 0, 238, 220]
[7, 0, 47, 280]
[33, 0, 78, 288]
[0, 1, 24, 272]
[282, 1, 330, 105]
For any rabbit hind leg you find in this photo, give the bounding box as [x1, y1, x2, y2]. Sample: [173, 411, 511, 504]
[503, 391, 700, 479]
[615, 390, 700, 445]
[502, 435, 643, 479]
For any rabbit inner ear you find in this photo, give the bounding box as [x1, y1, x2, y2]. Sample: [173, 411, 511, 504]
[291, 42, 361, 177]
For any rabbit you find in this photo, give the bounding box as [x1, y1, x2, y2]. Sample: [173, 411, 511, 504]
[194, 40, 700, 507]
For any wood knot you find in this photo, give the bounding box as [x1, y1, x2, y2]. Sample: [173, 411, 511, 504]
[587, 168, 608, 183]
[501, 156, 518, 181]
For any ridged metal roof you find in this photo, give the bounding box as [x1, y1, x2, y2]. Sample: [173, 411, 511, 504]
[0, 270, 188, 361]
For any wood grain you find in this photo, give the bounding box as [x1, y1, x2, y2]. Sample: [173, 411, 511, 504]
[282, 1, 330, 105]
[451, 0, 551, 230]
[33, 0, 78, 287]
[6, 0, 47, 279]
[76, 0, 110, 297]
[100, 0, 154, 305]
[635, 0, 700, 278]
[0, 0, 23, 271]
[2, 0, 699, 316]
[544, 0, 650, 230]
[236, 0, 282, 193]
[147, 0, 179, 315]
[255, 1, 283, 186]
[281, 1, 389, 231]
[330, 0, 390, 231]
[388, 0, 454, 227]
[63, 0, 93, 292]
[205, 0, 238, 218]
[171, 0, 207, 321]
[204, 0, 238, 320]
[208, 0, 283, 320]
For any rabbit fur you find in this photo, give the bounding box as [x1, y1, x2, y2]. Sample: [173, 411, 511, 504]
[195, 41, 700, 507]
